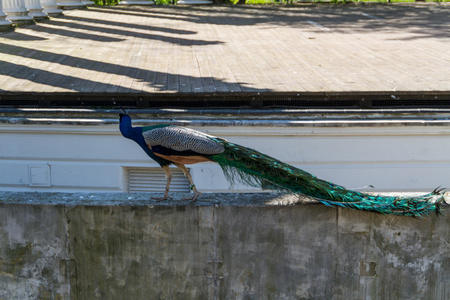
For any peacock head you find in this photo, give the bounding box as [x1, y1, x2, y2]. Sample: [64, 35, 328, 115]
[118, 106, 134, 138]
[119, 105, 127, 121]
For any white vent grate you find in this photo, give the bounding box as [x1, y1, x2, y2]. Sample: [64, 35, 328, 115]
[126, 167, 190, 193]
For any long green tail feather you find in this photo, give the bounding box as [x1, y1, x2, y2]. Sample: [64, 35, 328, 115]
[210, 139, 445, 217]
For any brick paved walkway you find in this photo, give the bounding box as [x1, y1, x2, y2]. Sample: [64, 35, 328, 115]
[0, 4, 448, 95]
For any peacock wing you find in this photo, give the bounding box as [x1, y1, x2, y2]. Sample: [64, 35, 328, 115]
[142, 125, 225, 155]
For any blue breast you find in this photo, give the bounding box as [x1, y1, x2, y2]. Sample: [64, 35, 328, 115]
[120, 115, 171, 166]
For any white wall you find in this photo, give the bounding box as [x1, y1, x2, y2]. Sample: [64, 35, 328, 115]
[1, 122, 449, 194]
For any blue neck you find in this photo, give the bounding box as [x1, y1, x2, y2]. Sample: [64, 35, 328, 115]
[119, 115, 170, 166]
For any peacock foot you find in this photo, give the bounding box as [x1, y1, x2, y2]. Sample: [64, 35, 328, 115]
[152, 195, 173, 202]
[182, 191, 202, 202]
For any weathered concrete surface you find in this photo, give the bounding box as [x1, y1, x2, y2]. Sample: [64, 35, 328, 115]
[0, 192, 449, 299]
[0, 204, 70, 299]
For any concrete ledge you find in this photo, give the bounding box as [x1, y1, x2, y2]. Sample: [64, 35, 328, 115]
[0, 191, 448, 206]
[0, 191, 310, 206]
[0, 192, 449, 299]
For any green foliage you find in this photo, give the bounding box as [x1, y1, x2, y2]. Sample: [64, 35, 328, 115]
[155, 0, 177, 4]
[351, 0, 415, 2]
[319, 0, 447, 2]
[246, 0, 286, 3]
[93, 0, 119, 5]
[327, 0, 349, 3]
[229, 0, 291, 3]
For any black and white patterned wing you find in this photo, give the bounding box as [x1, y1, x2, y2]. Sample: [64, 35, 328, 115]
[142, 126, 224, 155]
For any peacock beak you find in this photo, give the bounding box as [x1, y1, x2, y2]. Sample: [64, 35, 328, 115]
[119, 105, 127, 121]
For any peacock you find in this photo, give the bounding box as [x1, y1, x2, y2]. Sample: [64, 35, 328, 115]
[119, 109, 445, 217]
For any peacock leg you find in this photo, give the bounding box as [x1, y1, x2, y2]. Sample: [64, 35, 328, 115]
[152, 165, 173, 201]
[174, 163, 202, 201]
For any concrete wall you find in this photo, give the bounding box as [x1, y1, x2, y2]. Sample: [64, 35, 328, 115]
[0, 192, 449, 300]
